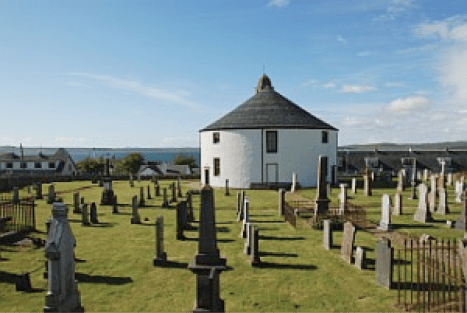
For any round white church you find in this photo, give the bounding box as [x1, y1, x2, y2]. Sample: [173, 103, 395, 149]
[200, 74, 338, 189]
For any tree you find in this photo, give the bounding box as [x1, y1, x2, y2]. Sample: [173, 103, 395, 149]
[119, 153, 145, 175]
[174, 154, 197, 169]
[76, 157, 105, 174]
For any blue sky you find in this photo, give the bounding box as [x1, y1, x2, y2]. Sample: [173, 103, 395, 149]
[1, 0, 466, 148]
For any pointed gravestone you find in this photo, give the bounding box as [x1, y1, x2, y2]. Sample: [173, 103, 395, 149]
[81, 203, 89, 226]
[153, 215, 167, 265]
[315, 155, 330, 217]
[73, 192, 80, 214]
[378, 194, 392, 231]
[393, 192, 402, 216]
[437, 188, 449, 215]
[131, 196, 141, 224]
[162, 188, 169, 207]
[250, 226, 261, 267]
[241, 197, 249, 238]
[340, 221, 356, 264]
[455, 191, 467, 231]
[323, 219, 332, 250]
[187, 173, 227, 313]
[89, 202, 99, 224]
[414, 183, 432, 223]
[351, 178, 357, 194]
[44, 202, 84, 313]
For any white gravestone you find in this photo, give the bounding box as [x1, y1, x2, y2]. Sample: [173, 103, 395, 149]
[378, 194, 392, 231]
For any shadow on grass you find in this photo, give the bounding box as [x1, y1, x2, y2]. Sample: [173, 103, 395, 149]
[259, 251, 298, 258]
[217, 221, 234, 225]
[158, 260, 189, 269]
[257, 227, 280, 231]
[256, 261, 317, 270]
[75, 258, 87, 263]
[259, 235, 305, 241]
[0, 270, 17, 284]
[391, 224, 435, 230]
[249, 214, 274, 218]
[182, 237, 235, 243]
[249, 220, 285, 224]
[75, 273, 133, 285]
[90, 222, 115, 228]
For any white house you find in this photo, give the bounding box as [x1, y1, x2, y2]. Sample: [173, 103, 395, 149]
[199, 74, 338, 189]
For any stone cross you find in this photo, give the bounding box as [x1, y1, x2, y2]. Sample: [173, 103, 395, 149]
[241, 197, 249, 238]
[393, 192, 402, 216]
[81, 203, 89, 226]
[73, 192, 80, 214]
[315, 155, 330, 217]
[355, 246, 366, 270]
[291, 172, 297, 193]
[153, 215, 167, 265]
[340, 221, 356, 264]
[376, 238, 393, 289]
[378, 194, 392, 231]
[323, 219, 332, 250]
[47, 184, 55, 204]
[139, 187, 145, 207]
[414, 183, 432, 223]
[162, 188, 169, 207]
[351, 178, 357, 194]
[131, 195, 141, 224]
[147, 185, 151, 199]
[44, 202, 84, 312]
[225, 179, 230, 196]
[437, 188, 449, 215]
[278, 189, 285, 216]
[339, 183, 347, 214]
[250, 226, 261, 267]
[455, 191, 467, 231]
[363, 171, 372, 196]
[90, 202, 99, 224]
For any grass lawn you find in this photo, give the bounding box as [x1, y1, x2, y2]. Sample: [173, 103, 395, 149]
[0, 178, 465, 312]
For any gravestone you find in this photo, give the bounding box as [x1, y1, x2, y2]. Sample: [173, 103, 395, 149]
[438, 174, 446, 190]
[291, 172, 297, 193]
[147, 185, 151, 200]
[155, 183, 160, 197]
[393, 192, 402, 216]
[351, 178, 357, 194]
[447, 173, 453, 186]
[81, 204, 89, 226]
[236, 191, 241, 216]
[187, 191, 194, 223]
[139, 187, 145, 207]
[278, 189, 285, 216]
[47, 184, 55, 204]
[339, 183, 347, 214]
[13, 187, 19, 204]
[355, 246, 366, 270]
[112, 195, 118, 214]
[225, 179, 230, 196]
[315, 155, 330, 217]
[376, 238, 393, 289]
[171, 182, 177, 203]
[162, 188, 169, 207]
[414, 183, 432, 223]
[456, 181, 464, 203]
[378, 194, 392, 231]
[424, 169, 429, 181]
[176, 201, 187, 240]
[89, 202, 99, 224]
[35, 182, 43, 199]
[340, 221, 356, 264]
[241, 197, 249, 238]
[100, 161, 114, 205]
[397, 170, 405, 192]
[364, 171, 372, 196]
[429, 176, 437, 213]
[243, 223, 252, 255]
[44, 202, 84, 312]
[409, 181, 417, 200]
[323, 219, 332, 250]
[250, 226, 261, 267]
[455, 191, 467, 231]
[153, 215, 167, 265]
[129, 178, 134, 187]
[237, 191, 245, 222]
[187, 180, 227, 313]
[80, 197, 84, 205]
[73, 192, 80, 214]
[177, 177, 183, 198]
[437, 188, 449, 215]
[131, 196, 141, 224]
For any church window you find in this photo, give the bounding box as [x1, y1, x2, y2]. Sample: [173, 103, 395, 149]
[322, 131, 329, 144]
[213, 132, 220, 144]
[214, 158, 220, 176]
[266, 131, 277, 153]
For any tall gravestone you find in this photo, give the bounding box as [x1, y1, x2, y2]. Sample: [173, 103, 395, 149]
[456, 181, 464, 203]
[177, 177, 183, 198]
[153, 215, 167, 265]
[81, 204, 89, 226]
[447, 173, 453, 186]
[429, 175, 437, 213]
[423, 169, 429, 181]
[236, 192, 241, 216]
[351, 178, 357, 194]
[291, 173, 297, 193]
[89, 202, 99, 224]
[176, 200, 187, 240]
[187, 191, 194, 223]
[224, 179, 230, 196]
[376, 238, 393, 289]
[112, 195, 118, 214]
[323, 219, 332, 250]
[131, 196, 141, 224]
[44, 203, 84, 312]
[241, 197, 249, 238]
[340, 221, 356, 264]
[237, 191, 245, 222]
[378, 194, 392, 231]
[155, 183, 160, 197]
[315, 155, 330, 217]
[243, 223, 252, 255]
[355, 246, 366, 270]
[397, 170, 405, 192]
[47, 184, 55, 204]
[414, 183, 432, 223]
[455, 191, 467, 231]
[393, 192, 402, 216]
[364, 170, 372, 196]
[73, 192, 80, 214]
[437, 188, 449, 215]
[278, 189, 285, 216]
[171, 183, 177, 203]
[409, 181, 417, 200]
[162, 188, 169, 207]
[35, 182, 43, 200]
[188, 170, 227, 313]
[339, 183, 347, 214]
[139, 187, 145, 207]
[250, 226, 261, 267]
[147, 185, 151, 200]
[13, 187, 20, 204]
[100, 159, 114, 205]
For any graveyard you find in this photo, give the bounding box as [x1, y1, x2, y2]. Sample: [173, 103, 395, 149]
[1, 173, 466, 312]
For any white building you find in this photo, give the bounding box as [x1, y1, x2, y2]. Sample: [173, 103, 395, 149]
[200, 75, 338, 189]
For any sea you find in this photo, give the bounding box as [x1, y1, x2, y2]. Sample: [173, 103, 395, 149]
[0, 147, 200, 165]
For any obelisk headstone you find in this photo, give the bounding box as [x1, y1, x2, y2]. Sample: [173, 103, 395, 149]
[315, 155, 330, 217]
[131, 196, 141, 224]
[393, 192, 402, 216]
[153, 215, 167, 265]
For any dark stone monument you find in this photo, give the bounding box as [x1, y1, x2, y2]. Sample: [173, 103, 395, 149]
[315, 155, 330, 218]
[176, 201, 187, 240]
[278, 189, 285, 216]
[243, 223, 252, 255]
[47, 184, 55, 204]
[89, 202, 99, 224]
[35, 182, 43, 200]
[162, 188, 169, 207]
[131, 196, 141, 224]
[409, 181, 417, 200]
[376, 238, 393, 289]
[250, 226, 261, 267]
[147, 185, 152, 200]
[81, 204, 89, 226]
[155, 183, 160, 197]
[73, 192, 80, 214]
[112, 195, 118, 214]
[323, 219, 332, 250]
[16, 272, 32, 292]
[225, 179, 230, 196]
[241, 197, 249, 238]
[153, 215, 167, 265]
[171, 182, 177, 203]
[139, 187, 145, 207]
[340, 221, 356, 264]
[188, 170, 227, 313]
[177, 177, 183, 198]
[237, 191, 245, 222]
[13, 187, 20, 205]
[187, 191, 194, 223]
[455, 191, 467, 231]
[100, 159, 114, 205]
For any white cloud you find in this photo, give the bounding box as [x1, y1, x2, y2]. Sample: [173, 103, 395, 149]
[374, 0, 414, 21]
[340, 84, 375, 94]
[451, 24, 467, 42]
[337, 35, 347, 44]
[68, 73, 200, 110]
[387, 95, 431, 114]
[267, 0, 290, 8]
[414, 21, 450, 40]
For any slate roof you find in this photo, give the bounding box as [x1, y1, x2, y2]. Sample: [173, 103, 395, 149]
[200, 74, 338, 131]
[0, 148, 72, 163]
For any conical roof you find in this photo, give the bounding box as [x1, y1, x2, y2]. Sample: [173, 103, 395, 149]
[201, 75, 338, 131]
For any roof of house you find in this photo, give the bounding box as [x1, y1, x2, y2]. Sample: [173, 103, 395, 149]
[200, 74, 338, 132]
[0, 148, 73, 163]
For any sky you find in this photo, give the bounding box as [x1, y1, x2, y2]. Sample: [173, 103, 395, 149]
[0, 0, 466, 148]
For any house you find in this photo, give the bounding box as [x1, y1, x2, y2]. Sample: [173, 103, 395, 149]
[0, 148, 78, 176]
[199, 74, 339, 189]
